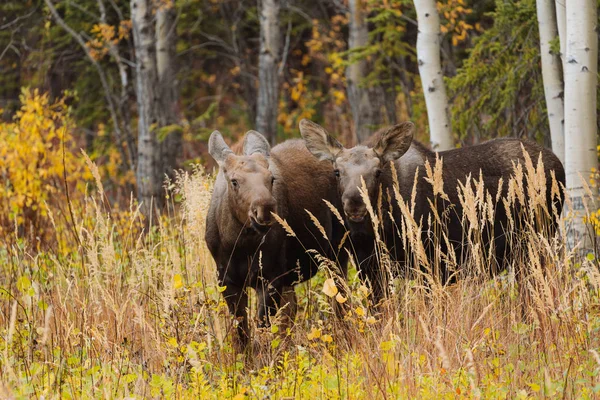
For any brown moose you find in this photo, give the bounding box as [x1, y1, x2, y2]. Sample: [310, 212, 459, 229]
[205, 130, 347, 349]
[299, 119, 565, 302]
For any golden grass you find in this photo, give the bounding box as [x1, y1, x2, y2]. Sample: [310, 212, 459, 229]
[0, 156, 599, 399]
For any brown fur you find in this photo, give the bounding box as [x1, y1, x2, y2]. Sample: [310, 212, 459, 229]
[205, 133, 346, 348]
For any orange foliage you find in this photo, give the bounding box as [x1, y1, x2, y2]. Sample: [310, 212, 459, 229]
[86, 21, 131, 60]
[437, 0, 476, 46]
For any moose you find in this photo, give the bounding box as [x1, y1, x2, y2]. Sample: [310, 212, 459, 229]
[299, 119, 565, 302]
[205, 130, 347, 349]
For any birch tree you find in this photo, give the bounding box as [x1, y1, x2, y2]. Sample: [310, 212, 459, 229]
[564, 0, 598, 247]
[255, 0, 281, 145]
[414, 0, 453, 151]
[346, 0, 384, 143]
[554, 0, 566, 73]
[131, 0, 180, 213]
[536, 0, 564, 163]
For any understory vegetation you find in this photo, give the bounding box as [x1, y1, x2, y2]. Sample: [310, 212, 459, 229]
[1, 94, 600, 399]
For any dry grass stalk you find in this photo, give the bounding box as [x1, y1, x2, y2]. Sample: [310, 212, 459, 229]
[305, 209, 328, 241]
[272, 212, 296, 237]
[2, 152, 600, 398]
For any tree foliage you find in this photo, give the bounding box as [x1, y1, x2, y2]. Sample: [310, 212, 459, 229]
[0, 89, 90, 238]
[2, 0, 596, 198]
[447, 0, 546, 144]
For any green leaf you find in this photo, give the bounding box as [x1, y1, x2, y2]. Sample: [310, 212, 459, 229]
[528, 383, 541, 392]
[511, 322, 531, 335]
[17, 276, 31, 293]
[123, 373, 137, 384]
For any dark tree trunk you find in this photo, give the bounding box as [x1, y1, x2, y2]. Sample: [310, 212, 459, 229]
[157, 5, 181, 178]
[346, 0, 384, 143]
[131, 0, 180, 214]
[255, 0, 281, 145]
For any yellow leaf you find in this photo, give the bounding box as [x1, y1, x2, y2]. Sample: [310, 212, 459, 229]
[529, 383, 541, 392]
[322, 278, 338, 297]
[173, 274, 183, 290]
[355, 306, 365, 317]
[335, 293, 347, 304]
[307, 327, 321, 340]
[321, 334, 333, 343]
[358, 285, 370, 298]
[380, 341, 393, 351]
[233, 387, 249, 400]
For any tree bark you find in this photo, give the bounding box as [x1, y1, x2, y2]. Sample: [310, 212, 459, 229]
[132, 0, 163, 213]
[536, 0, 564, 163]
[414, 0, 453, 151]
[156, 4, 181, 177]
[346, 0, 384, 143]
[255, 0, 281, 145]
[554, 0, 567, 74]
[564, 0, 598, 248]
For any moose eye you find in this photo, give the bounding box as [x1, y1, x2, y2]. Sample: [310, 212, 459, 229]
[375, 169, 382, 178]
[231, 179, 238, 188]
[334, 169, 340, 178]
[271, 176, 275, 185]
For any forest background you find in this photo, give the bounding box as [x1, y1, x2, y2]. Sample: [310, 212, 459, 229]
[3, 0, 590, 206]
[2, 0, 600, 398]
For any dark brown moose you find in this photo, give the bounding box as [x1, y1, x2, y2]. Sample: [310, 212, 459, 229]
[205, 130, 346, 349]
[300, 119, 565, 302]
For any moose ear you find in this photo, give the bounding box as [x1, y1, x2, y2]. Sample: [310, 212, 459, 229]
[208, 130, 233, 166]
[299, 119, 343, 162]
[243, 130, 270, 156]
[372, 122, 415, 162]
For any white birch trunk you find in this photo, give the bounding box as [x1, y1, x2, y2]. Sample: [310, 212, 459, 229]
[414, 0, 453, 151]
[536, 0, 565, 163]
[346, 0, 384, 143]
[255, 0, 281, 145]
[554, 0, 567, 74]
[564, 0, 598, 248]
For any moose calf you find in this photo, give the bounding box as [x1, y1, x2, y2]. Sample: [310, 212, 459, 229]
[205, 130, 346, 349]
[300, 119, 565, 302]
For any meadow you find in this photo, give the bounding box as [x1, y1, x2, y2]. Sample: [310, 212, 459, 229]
[1, 92, 600, 399]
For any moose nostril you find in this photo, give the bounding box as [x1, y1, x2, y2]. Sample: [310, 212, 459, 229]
[249, 207, 258, 219]
[343, 196, 363, 209]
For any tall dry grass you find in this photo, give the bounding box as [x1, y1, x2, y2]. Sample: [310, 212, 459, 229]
[1, 153, 599, 399]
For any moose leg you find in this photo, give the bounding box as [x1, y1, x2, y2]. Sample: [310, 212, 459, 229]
[354, 247, 385, 306]
[222, 283, 249, 351]
[279, 286, 297, 332]
[364, 266, 386, 306]
[256, 281, 283, 328]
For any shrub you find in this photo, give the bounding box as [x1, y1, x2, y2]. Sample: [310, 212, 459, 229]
[0, 88, 89, 244]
